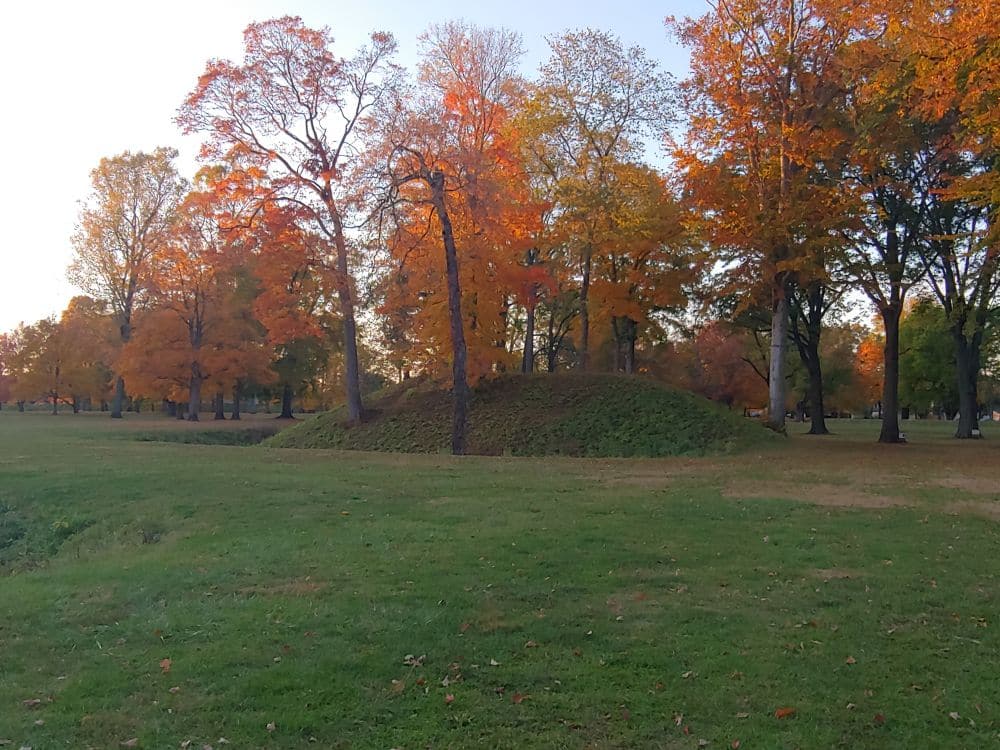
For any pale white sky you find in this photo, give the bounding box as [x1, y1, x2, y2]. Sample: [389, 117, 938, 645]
[0, 0, 696, 332]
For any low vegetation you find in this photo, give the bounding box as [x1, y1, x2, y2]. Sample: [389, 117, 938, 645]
[268, 373, 775, 457]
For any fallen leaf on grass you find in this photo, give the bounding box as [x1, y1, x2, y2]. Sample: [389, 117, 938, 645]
[874, 713, 886, 725]
[774, 707, 797, 719]
[489, 658, 500, 667]
[459, 622, 470, 633]
[120, 740, 138, 749]
[948, 711, 961, 721]
[682, 670, 695, 679]
[731, 741, 741, 749]
[673, 714, 683, 726]
[735, 712, 750, 719]
[445, 694, 455, 704]
[391, 680, 405, 694]
[698, 740, 709, 747]
[512, 693, 525, 704]
[265, 722, 276, 732]
[524, 640, 539, 648]
[169, 686, 180, 694]
[21, 699, 42, 709]
[402, 654, 425, 667]
[846, 656, 857, 665]
[683, 725, 692, 735]
[159, 658, 172, 674]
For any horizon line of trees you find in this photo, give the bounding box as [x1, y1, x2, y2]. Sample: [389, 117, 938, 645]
[1, 0, 998, 452]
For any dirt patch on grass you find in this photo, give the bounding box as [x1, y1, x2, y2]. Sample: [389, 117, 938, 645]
[932, 477, 1000, 496]
[238, 578, 327, 597]
[945, 501, 1000, 520]
[723, 481, 908, 509]
[812, 568, 861, 581]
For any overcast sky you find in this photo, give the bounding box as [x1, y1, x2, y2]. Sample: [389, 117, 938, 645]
[0, 0, 698, 332]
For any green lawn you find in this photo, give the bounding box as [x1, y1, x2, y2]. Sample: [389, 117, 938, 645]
[0, 412, 998, 748]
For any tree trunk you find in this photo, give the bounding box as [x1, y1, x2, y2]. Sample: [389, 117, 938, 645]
[546, 306, 558, 373]
[17, 401, 24, 413]
[329, 210, 364, 423]
[612, 318, 624, 372]
[111, 375, 126, 419]
[176, 403, 186, 420]
[231, 382, 242, 421]
[954, 335, 981, 438]
[579, 246, 592, 371]
[51, 392, 58, 416]
[430, 170, 469, 456]
[766, 286, 789, 433]
[187, 366, 202, 421]
[878, 306, 904, 443]
[624, 318, 637, 375]
[72, 396, 80, 414]
[278, 383, 294, 419]
[805, 351, 828, 435]
[214, 391, 225, 420]
[522, 295, 536, 374]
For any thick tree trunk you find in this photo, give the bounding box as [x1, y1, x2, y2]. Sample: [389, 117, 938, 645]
[51, 392, 58, 415]
[579, 246, 592, 371]
[954, 336, 981, 439]
[17, 401, 24, 413]
[231, 383, 241, 421]
[878, 306, 904, 443]
[72, 396, 80, 414]
[330, 211, 364, 423]
[111, 375, 126, 419]
[278, 383, 294, 419]
[214, 391, 225, 420]
[187, 367, 202, 421]
[430, 170, 469, 456]
[805, 352, 828, 435]
[767, 288, 789, 433]
[176, 403, 186, 420]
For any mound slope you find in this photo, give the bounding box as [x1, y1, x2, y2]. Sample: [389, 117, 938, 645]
[269, 373, 775, 457]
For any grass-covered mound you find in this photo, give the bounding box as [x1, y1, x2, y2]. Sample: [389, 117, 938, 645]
[267, 373, 775, 456]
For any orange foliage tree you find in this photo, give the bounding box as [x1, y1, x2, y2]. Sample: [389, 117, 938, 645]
[670, 0, 866, 432]
[373, 22, 539, 454]
[178, 17, 402, 422]
[69, 148, 185, 418]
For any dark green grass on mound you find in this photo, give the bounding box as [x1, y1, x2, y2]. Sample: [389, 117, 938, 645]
[268, 373, 775, 456]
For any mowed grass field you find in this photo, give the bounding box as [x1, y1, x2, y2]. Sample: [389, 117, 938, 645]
[1, 412, 998, 749]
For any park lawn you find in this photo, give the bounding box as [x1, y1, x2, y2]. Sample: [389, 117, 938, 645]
[0, 412, 998, 749]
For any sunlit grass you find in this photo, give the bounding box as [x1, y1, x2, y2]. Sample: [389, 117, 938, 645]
[0, 411, 997, 748]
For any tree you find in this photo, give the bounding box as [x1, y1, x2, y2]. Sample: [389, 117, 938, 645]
[374, 22, 535, 454]
[523, 29, 673, 371]
[854, 330, 885, 417]
[671, 0, 862, 432]
[899, 297, 959, 417]
[69, 147, 185, 418]
[179, 17, 402, 423]
[7, 301, 110, 415]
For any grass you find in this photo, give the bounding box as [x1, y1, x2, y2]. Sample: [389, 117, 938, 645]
[0, 410, 998, 748]
[269, 373, 776, 457]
